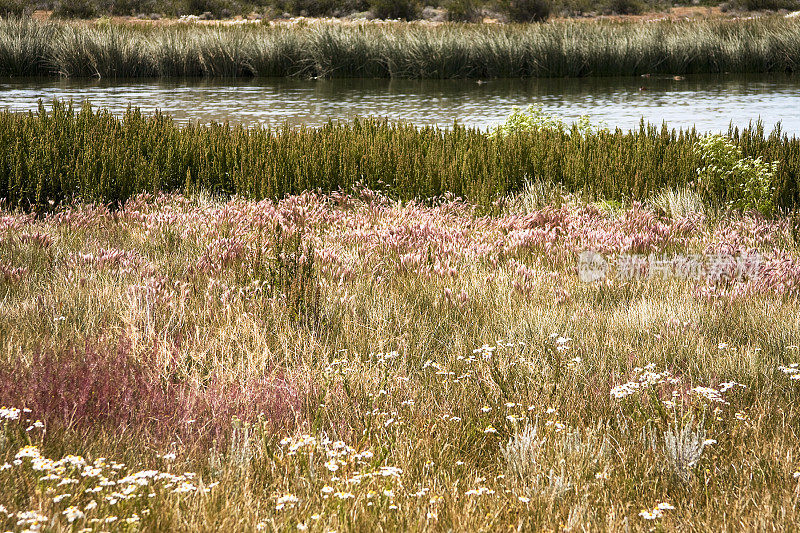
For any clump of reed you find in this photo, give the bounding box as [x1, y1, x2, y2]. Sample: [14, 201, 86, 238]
[2, 16, 800, 79]
[1, 101, 798, 212]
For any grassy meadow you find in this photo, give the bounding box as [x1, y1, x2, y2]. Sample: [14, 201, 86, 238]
[2, 183, 800, 530]
[3, 16, 800, 78]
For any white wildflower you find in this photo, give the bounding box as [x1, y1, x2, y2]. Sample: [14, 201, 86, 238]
[639, 509, 663, 520]
[0, 407, 21, 420]
[62, 506, 84, 523]
[691, 386, 727, 404]
[276, 493, 299, 510]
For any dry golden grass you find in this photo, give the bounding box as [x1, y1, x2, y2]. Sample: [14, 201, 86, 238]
[1, 188, 800, 531]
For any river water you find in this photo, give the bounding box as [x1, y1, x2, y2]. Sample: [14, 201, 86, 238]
[0, 74, 797, 134]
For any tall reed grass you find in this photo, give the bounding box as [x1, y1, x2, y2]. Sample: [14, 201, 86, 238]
[2, 16, 800, 78]
[1, 102, 798, 210]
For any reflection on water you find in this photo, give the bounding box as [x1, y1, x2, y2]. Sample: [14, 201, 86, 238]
[0, 74, 797, 134]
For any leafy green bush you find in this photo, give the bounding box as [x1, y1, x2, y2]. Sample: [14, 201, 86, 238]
[445, 0, 481, 21]
[110, 0, 141, 15]
[369, 0, 421, 19]
[603, 0, 644, 14]
[490, 105, 607, 137]
[0, 0, 26, 17]
[491, 105, 566, 136]
[53, 0, 100, 19]
[110, 0, 172, 15]
[277, 0, 367, 16]
[695, 134, 777, 215]
[730, 0, 800, 10]
[500, 0, 551, 22]
[182, 0, 235, 17]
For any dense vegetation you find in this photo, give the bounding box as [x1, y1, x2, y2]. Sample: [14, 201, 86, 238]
[1, 102, 798, 213]
[3, 0, 795, 22]
[3, 186, 800, 531]
[2, 17, 800, 79]
[1, 16, 800, 530]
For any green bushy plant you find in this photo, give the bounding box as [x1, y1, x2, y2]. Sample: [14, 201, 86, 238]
[490, 105, 607, 138]
[695, 134, 777, 215]
[281, 0, 363, 16]
[111, 0, 172, 15]
[369, 0, 420, 19]
[53, 0, 100, 18]
[603, 0, 644, 14]
[182, 0, 235, 17]
[491, 105, 566, 136]
[445, 0, 482, 21]
[500, 0, 551, 22]
[285, 0, 335, 15]
[0, 0, 26, 17]
[730, 0, 800, 10]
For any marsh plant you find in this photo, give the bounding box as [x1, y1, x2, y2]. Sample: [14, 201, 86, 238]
[3, 17, 800, 78]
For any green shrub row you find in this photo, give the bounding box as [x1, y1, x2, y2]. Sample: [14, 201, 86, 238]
[20, 0, 725, 22]
[3, 17, 800, 79]
[46, 0, 371, 20]
[2, 102, 798, 211]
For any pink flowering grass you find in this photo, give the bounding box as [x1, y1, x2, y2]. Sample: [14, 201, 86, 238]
[0, 340, 308, 447]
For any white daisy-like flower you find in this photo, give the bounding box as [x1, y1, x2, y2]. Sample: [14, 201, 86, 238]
[62, 506, 85, 523]
[638, 509, 663, 520]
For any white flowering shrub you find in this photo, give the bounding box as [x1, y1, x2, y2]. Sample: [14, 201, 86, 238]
[695, 134, 777, 215]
